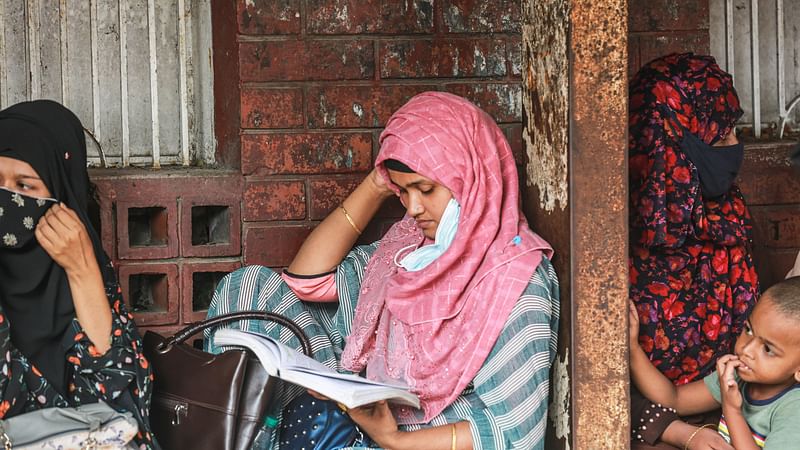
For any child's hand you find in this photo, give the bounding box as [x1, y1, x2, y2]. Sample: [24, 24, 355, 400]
[716, 354, 743, 411]
[629, 301, 641, 349]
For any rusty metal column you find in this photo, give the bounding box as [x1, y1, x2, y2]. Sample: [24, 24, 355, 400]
[522, 0, 629, 448]
[570, 0, 630, 447]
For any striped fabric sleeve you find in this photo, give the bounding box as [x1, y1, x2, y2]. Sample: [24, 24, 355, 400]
[467, 257, 560, 450]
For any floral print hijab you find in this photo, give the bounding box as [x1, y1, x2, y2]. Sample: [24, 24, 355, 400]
[629, 53, 759, 384]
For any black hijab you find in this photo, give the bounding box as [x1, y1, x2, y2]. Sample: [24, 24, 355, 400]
[0, 100, 109, 395]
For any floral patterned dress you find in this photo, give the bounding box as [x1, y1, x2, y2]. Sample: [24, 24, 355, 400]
[629, 53, 759, 386]
[0, 261, 156, 449]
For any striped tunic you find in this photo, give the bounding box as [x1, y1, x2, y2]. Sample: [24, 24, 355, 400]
[205, 243, 559, 450]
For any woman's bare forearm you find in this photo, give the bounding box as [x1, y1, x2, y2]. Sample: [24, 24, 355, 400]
[66, 262, 112, 354]
[288, 169, 393, 275]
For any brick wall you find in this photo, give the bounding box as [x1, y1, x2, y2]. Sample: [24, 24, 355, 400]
[738, 142, 800, 289]
[628, 0, 710, 75]
[96, 0, 525, 336]
[236, 0, 525, 264]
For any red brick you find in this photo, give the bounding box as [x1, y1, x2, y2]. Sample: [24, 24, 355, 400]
[750, 206, 800, 249]
[752, 247, 799, 291]
[442, 0, 521, 33]
[243, 179, 306, 221]
[119, 263, 180, 326]
[181, 260, 241, 323]
[306, 85, 436, 128]
[628, 0, 708, 33]
[241, 88, 304, 129]
[306, 0, 434, 34]
[180, 195, 242, 258]
[243, 225, 315, 267]
[737, 142, 800, 205]
[309, 177, 363, 220]
[240, 40, 374, 82]
[444, 83, 522, 123]
[739, 167, 800, 206]
[380, 39, 506, 79]
[241, 132, 373, 175]
[238, 0, 300, 35]
[637, 32, 709, 69]
[507, 37, 522, 77]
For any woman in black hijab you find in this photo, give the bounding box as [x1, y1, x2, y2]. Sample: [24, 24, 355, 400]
[0, 100, 156, 448]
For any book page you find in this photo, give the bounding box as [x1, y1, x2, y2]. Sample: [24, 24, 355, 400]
[213, 329, 420, 409]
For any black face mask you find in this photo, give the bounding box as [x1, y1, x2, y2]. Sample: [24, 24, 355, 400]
[0, 187, 57, 249]
[679, 130, 744, 199]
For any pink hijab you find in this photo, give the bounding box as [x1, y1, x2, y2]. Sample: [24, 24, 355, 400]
[340, 92, 553, 422]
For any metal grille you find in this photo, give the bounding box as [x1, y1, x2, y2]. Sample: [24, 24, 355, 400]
[0, 0, 214, 167]
[711, 0, 800, 138]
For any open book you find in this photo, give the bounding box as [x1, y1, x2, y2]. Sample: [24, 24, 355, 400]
[214, 329, 420, 410]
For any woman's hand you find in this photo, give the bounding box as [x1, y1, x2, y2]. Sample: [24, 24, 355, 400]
[367, 168, 394, 198]
[716, 354, 743, 411]
[629, 300, 641, 349]
[347, 400, 403, 449]
[306, 392, 404, 448]
[36, 202, 112, 354]
[35, 203, 98, 275]
[685, 426, 734, 450]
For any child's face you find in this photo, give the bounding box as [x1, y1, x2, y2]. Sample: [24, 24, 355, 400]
[734, 297, 800, 388]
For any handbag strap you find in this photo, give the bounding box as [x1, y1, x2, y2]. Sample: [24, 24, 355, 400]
[158, 311, 313, 356]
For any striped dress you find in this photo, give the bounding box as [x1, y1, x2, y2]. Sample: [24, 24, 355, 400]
[204, 243, 559, 450]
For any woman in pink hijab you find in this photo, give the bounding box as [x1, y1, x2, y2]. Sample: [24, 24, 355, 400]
[207, 92, 559, 449]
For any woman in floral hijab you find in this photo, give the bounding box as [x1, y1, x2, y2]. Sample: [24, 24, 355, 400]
[629, 53, 759, 448]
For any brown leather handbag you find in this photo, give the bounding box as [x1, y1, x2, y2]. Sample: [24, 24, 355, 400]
[143, 311, 312, 450]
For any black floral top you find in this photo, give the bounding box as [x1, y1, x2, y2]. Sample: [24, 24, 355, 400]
[629, 53, 759, 386]
[0, 264, 156, 449]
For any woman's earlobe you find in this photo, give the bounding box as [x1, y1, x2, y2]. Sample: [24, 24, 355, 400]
[793, 369, 800, 384]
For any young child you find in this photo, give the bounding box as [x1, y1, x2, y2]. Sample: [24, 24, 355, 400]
[630, 277, 800, 449]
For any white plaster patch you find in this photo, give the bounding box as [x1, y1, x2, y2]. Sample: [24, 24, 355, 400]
[352, 103, 364, 119]
[474, 47, 487, 74]
[521, 16, 569, 212]
[549, 348, 571, 450]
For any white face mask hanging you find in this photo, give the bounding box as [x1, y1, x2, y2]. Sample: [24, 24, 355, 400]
[395, 197, 461, 272]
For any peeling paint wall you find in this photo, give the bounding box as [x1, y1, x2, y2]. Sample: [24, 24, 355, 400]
[521, 0, 570, 212]
[549, 348, 571, 450]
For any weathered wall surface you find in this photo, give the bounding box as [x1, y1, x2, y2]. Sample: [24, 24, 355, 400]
[738, 142, 800, 290]
[523, 0, 713, 448]
[628, 0, 710, 75]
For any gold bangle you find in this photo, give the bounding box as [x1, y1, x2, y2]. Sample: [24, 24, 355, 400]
[451, 423, 457, 450]
[684, 424, 716, 450]
[340, 204, 362, 235]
